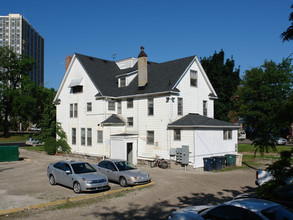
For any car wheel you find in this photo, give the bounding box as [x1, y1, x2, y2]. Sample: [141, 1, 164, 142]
[73, 182, 82, 194]
[119, 177, 128, 187]
[49, 174, 56, 185]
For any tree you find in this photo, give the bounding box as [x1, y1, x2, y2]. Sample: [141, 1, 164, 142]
[281, 4, 293, 42]
[201, 50, 240, 121]
[238, 59, 293, 155]
[0, 47, 35, 136]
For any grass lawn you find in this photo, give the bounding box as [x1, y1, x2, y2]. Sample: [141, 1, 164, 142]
[0, 133, 29, 143]
[22, 145, 45, 151]
[238, 143, 292, 154]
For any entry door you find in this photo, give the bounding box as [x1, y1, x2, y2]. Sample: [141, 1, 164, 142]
[127, 143, 133, 163]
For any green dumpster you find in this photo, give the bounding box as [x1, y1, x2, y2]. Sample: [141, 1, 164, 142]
[0, 145, 19, 162]
[225, 154, 236, 167]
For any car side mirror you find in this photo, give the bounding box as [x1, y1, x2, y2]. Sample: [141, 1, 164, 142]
[65, 170, 71, 174]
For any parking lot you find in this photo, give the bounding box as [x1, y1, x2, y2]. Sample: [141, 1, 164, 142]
[0, 149, 257, 219]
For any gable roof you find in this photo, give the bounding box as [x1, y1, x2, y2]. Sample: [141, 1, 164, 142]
[168, 113, 240, 129]
[101, 114, 125, 126]
[75, 53, 202, 98]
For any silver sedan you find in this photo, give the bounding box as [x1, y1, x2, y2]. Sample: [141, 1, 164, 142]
[94, 159, 151, 187]
[47, 160, 109, 193]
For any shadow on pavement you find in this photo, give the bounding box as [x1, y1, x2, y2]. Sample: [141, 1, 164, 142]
[85, 186, 255, 220]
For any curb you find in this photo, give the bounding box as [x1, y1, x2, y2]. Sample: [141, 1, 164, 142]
[0, 181, 155, 216]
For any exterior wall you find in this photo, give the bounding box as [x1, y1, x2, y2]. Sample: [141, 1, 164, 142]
[176, 61, 214, 119]
[55, 56, 237, 168]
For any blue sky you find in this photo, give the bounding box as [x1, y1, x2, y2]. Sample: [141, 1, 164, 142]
[2, 0, 293, 90]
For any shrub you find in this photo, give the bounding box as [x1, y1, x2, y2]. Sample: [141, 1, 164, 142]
[44, 137, 57, 155]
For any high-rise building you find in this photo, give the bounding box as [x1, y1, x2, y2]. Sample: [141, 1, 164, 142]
[0, 14, 44, 86]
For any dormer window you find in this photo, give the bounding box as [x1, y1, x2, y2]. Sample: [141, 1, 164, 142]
[119, 77, 126, 87]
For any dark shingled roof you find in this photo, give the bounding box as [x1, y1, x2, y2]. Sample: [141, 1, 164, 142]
[75, 53, 195, 98]
[168, 113, 240, 129]
[101, 114, 125, 126]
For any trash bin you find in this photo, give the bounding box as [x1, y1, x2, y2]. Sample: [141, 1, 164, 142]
[236, 154, 243, 166]
[203, 157, 214, 171]
[220, 156, 226, 169]
[213, 157, 222, 170]
[225, 154, 236, 167]
[0, 145, 19, 162]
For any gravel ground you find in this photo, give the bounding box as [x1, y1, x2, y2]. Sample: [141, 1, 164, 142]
[0, 149, 257, 220]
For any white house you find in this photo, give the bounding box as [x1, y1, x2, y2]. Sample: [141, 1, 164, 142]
[54, 47, 240, 168]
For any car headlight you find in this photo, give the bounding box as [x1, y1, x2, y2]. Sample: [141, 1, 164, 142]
[82, 178, 91, 184]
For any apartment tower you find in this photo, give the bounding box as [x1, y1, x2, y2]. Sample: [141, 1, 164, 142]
[0, 14, 44, 86]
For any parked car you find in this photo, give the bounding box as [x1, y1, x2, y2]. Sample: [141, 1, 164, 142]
[47, 160, 109, 193]
[93, 159, 151, 187]
[238, 130, 246, 141]
[256, 169, 293, 186]
[25, 138, 43, 146]
[277, 137, 287, 145]
[234, 185, 293, 209]
[168, 198, 293, 220]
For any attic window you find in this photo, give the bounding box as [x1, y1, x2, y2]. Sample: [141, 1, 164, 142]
[72, 86, 83, 93]
[190, 70, 198, 87]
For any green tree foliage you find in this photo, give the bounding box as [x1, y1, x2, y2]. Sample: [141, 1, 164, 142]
[0, 47, 35, 136]
[281, 4, 293, 42]
[238, 59, 293, 155]
[201, 50, 240, 121]
[256, 149, 293, 202]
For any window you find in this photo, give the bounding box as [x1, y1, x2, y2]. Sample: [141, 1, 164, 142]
[72, 128, 76, 145]
[147, 131, 154, 145]
[127, 99, 133, 108]
[120, 77, 126, 87]
[97, 130, 103, 143]
[70, 104, 73, 118]
[74, 103, 78, 117]
[203, 100, 207, 116]
[190, 70, 198, 87]
[117, 100, 122, 114]
[127, 117, 133, 127]
[223, 130, 232, 140]
[148, 98, 154, 116]
[174, 129, 181, 141]
[87, 102, 92, 112]
[178, 98, 183, 115]
[108, 100, 115, 111]
[87, 128, 92, 146]
[72, 86, 83, 93]
[81, 128, 85, 145]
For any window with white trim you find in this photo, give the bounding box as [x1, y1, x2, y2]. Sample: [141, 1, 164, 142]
[108, 100, 115, 111]
[87, 128, 92, 146]
[127, 117, 133, 127]
[97, 130, 103, 143]
[87, 102, 92, 112]
[81, 128, 85, 145]
[174, 129, 181, 141]
[148, 98, 154, 116]
[190, 70, 198, 87]
[72, 128, 76, 145]
[178, 98, 183, 115]
[203, 100, 207, 116]
[127, 99, 133, 108]
[223, 130, 232, 140]
[147, 131, 154, 145]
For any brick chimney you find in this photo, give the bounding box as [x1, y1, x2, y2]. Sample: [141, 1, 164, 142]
[138, 46, 148, 87]
[65, 55, 72, 71]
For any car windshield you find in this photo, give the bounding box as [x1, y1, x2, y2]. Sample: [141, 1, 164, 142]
[115, 161, 137, 171]
[71, 162, 96, 174]
[261, 205, 293, 220]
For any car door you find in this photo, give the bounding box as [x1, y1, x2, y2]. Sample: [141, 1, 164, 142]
[106, 162, 119, 182]
[53, 162, 65, 184]
[62, 163, 74, 187]
[97, 161, 108, 176]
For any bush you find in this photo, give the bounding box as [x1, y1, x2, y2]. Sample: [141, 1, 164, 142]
[44, 138, 57, 155]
